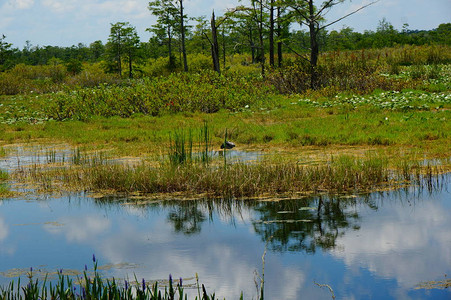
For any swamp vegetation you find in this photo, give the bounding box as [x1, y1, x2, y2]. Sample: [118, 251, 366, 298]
[0, 43, 450, 299]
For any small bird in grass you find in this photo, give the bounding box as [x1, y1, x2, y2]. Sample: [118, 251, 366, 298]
[221, 140, 235, 149]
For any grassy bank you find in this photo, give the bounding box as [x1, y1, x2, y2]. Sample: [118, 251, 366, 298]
[1, 88, 450, 158]
[13, 151, 447, 199]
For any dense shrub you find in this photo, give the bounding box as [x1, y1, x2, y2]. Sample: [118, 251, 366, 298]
[66, 63, 120, 87]
[266, 45, 450, 94]
[45, 71, 274, 120]
[0, 63, 119, 95]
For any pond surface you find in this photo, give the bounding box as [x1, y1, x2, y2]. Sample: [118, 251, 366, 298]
[0, 146, 450, 299]
[0, 182, 450, 299]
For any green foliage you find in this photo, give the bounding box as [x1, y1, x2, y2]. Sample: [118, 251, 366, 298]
[66, 59, 83, 75]
[66, 63, 120, 87]
[187, 53, 212, 73]
[147, 0, 185, 70]
[0, 34, 13, 70]
[106, 22, 141, 78]
[0, 63, 67, 95]
[45, 71, 273, 120]
[169, 129, 193, 165]
[142, 56, 181, 77]
[0, 63, 119, 95]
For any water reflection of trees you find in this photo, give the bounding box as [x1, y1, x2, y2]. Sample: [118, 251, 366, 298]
[167, 205, 206, 235]
[61, 178, 448, 254]
[91, 195, 380, 253]
[252, 196, 377, 253]
[123, 195, 380, 254]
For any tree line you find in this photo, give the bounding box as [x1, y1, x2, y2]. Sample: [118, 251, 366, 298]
[1, 0, 450, 78]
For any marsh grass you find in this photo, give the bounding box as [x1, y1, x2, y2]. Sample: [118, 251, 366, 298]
[0, 147, 8, 157]
[168, 129, 193, 165]
[1, 83, 449, 158]
[0, 260, 219, 300]
[199, 121, 212, 164]
[14, 153, 447, 198]
[168, 121, 213, 166]
[0, 168, 12, 197]
[0, 169, 8, 181]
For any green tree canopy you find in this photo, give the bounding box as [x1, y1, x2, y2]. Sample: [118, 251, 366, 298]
[0, 34, 14, 70]
[106, 22, 140, 78]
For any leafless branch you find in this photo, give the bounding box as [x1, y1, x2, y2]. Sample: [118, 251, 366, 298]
[216, 7, 248, 28]
[281, 41, 311, 63]
[320, 0, 380, 30]
[315, 0, 338, 19]
[202, 32, 213, 46]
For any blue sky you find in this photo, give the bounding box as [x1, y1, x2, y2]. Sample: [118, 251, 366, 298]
[1, 0, 450, 48]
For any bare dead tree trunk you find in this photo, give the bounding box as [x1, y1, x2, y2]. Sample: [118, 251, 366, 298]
[116, 33, 122, 77]
[211, 11, 221, 74]
[167, 24, 175, 69]
[269, 0, 275, 67]
[249, 26, 256, 63]
[277, 6, 283, 68]
[128, 51, 133, 78]
[180, 0, 188, 72]
[308, 0, 319, 89]
[288, 0, 379, 89]
[222, 26, 226, 67]
[258, 0, 265, 76]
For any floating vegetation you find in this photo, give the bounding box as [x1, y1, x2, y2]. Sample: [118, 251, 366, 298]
[415, 278, 451, 290]
[298, 90, 451, 111]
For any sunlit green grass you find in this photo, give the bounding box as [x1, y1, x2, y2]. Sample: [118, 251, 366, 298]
[14, 150, 447, 199]
[0, 91, 450, 158]
[0, 168, 11, 197]
[0, 50, 450, 159]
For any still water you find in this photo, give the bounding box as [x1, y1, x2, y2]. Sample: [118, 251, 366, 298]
[0, 146, 450, 299]
[0, 183, 450, 299]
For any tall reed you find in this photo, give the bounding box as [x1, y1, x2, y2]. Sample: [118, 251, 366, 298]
[168, 121, 213, 166]
[168, 129, 193, 165]
[200, 120, 211, 164]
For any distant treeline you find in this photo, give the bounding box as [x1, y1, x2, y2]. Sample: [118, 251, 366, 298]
[0, 21, 450, 71]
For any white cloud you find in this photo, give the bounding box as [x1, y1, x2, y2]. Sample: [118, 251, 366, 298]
[0, 215, 15, 255]
[0, 216, 9, 241]
[96, 222, 306, 299]
[331, 200, 451, 289]
[44, 215, 111, 243]
[42, 0, 76, 12]
[7, 0, 35, 9]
